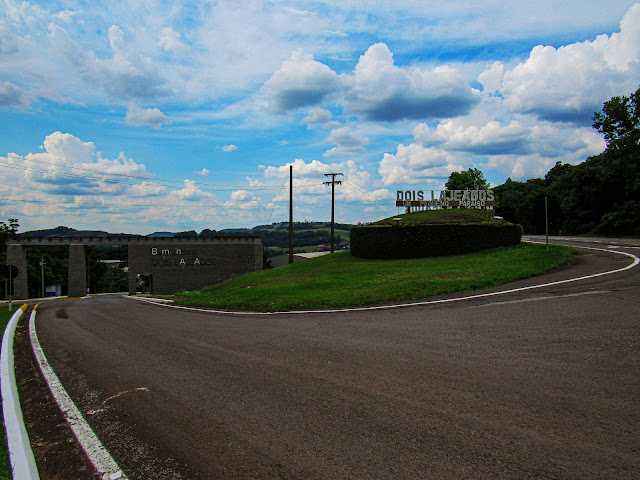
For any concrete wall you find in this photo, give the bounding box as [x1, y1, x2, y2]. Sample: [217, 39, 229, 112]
[5, 244, 27, 300]
[5, 236, 262, 299]
[68, 244, 87, 297]
[128, 240, 262, 295]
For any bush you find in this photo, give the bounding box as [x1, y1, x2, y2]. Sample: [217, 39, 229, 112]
[350, 224, 521, 259]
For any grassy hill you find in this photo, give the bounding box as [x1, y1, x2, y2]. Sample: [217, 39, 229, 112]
[174, 242, 574, 312]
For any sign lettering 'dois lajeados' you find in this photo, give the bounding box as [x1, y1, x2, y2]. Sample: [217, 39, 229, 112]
[396, 190, 495, 209]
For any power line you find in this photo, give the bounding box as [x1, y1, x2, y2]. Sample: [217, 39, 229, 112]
[266, 177, 288, 223]
[344, 178, 391, 203]
[1, 198, 322, 210]
[341, 180, 390, 207]
[0, 160, 325, 192]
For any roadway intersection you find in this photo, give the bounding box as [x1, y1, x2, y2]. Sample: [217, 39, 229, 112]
[20, 237, 640, 479]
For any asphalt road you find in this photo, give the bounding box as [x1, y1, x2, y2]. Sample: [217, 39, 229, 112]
[33, 238, 640, 479]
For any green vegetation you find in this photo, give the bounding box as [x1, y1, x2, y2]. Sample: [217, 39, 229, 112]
[445, 167, 489, 190]
[372, 208, 506, 226]
[0, 305, 19, 480]
[175, 243, 574, 312]
[351, 209, 520, 259]
[494, 86, 640, 236]
[258, 228, 348, 249]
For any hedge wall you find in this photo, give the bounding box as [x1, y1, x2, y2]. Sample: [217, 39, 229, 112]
[350, 224, 521, 259]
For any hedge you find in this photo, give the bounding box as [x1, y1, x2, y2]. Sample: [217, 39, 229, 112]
[350, 224, 522, 259]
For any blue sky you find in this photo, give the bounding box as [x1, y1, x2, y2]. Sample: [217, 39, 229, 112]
[1, 1, 639, 234]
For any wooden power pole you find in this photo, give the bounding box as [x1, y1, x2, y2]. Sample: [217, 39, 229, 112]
[324, 173, 343, 253]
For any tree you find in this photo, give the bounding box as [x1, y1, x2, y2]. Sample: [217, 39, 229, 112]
[592, 86, 640, 153]
[445, 168, 489, 190]
[494, 87, 640, 235]
[0, 218, 19, 239]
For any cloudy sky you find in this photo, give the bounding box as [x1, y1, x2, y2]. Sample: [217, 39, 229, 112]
[1, 1, 639, 234]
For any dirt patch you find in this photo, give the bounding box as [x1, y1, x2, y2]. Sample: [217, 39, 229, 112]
[13, 307, 95, 479]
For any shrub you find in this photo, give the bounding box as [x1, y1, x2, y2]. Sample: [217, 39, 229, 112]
[350, 224, 521, 259]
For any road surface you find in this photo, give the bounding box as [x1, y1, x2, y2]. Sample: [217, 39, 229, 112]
[32, 238, 640, 479]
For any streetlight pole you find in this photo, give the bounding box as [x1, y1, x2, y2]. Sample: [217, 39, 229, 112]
[40, 256, 46, 298]
[289, 165, 294, 264]
[545, 196, 549, 251]
[8, 266, 11, 311]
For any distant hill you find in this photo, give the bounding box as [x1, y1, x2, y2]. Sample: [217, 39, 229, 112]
[20, 221, 356, 248]
[21, 226, 142, 238]
[21, 226, 110, 237]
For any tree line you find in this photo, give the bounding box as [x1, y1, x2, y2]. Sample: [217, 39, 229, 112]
[443, 87, 638, 235]
[492, 87, 639, 236]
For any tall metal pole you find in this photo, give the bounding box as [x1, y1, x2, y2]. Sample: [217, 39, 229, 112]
[289, 165, 294, 264]
[545, 196, 549, 251]
[40, 256, 45, 298]
[324, 173, 343, 254]
[8, 266, 11, 310]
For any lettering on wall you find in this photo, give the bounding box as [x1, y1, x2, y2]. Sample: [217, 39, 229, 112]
[395, 190, 495, 210]
[150, 246, 217, 267]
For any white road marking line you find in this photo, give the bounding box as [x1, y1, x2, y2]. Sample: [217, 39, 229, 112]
[471, 290, 610, 308]
[29, 307, 128, 480]
[126, 244, 639, 316]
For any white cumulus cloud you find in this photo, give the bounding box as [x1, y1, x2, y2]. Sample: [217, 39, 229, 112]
[494, 4, 640, 123]
[302, 107, 340, 129]
[263, 49, 344, 112]
[378, 143, 466, 185]
[345, 43, 480, 121]
[0, 81, 31, 107]
[125, 104, 168, 128]
[324, 127, 369, 156]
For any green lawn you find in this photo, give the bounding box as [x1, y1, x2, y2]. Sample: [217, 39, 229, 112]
[0, 305, 20, 480]
[176, 243, 575, 312]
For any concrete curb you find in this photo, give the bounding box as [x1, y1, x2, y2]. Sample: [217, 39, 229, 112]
[1, 304, 40, 480]
[29, 306, 127, 480]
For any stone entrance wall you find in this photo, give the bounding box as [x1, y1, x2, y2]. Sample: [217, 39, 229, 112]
[128, 239, 263, 295]
[5, 236, 263, 299]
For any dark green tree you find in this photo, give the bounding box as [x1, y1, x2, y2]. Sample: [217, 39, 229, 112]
[592, 86, 640, 153]
[495, 87, 640, 236]
[446, 168, 489, 190]
[0, 218, 19, 240]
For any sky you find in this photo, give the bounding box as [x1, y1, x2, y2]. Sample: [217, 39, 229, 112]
[1, 0, 639, 234]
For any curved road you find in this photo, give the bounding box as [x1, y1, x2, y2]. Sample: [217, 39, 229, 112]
[34, 238, 640, 479]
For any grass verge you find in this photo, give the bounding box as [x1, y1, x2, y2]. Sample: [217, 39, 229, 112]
[175, 243, 575, 312]
[0, 305, 19, 480]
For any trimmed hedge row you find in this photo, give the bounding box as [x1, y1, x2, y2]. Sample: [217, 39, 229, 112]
[350, 224, 522, 259]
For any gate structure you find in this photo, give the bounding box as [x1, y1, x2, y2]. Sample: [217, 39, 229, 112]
[5, 236, 263, 299]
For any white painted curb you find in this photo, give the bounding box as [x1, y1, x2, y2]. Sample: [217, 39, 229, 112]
[1, 304, 40, 480]
[29, 307, 127, 480]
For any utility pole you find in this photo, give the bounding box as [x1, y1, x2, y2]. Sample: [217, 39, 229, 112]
[324, 173, 343, 253]
[545, 196, 549, 251]
[40, 256, 46, 298]
[7, 266, 11, 311]
[289, 165, 294, 264]
[8, 265, 13, 311]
